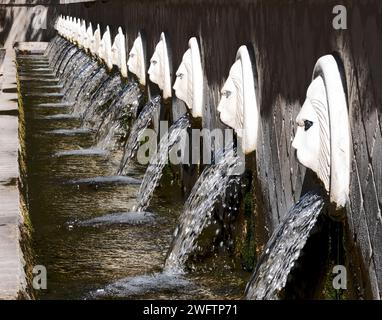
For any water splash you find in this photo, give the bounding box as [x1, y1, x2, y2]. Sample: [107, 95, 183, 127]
[61, 56, 92, 95]
[71, 68, 108, 116]
[81, 73, 123, 127]
[118, 96, 161, 174]
[67, 175, 141, 186]
[51, 40, 73, 72]
[41, 114, 79, 120]
[164, 146, 243, 274]
[44, 35, 60, 58]
[244, 190, 325, 300]
[46, 128, 93, 136]
[135, 115, 190, 212]
[90, 271, 194, 299]
[76, 212, 155, 227]
[56, 45, 80, 76]
[95, 82, 142, 151]
[54, 148, 107, 157]
[64, 60, 99, 103]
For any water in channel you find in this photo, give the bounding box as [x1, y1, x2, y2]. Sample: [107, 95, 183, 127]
[18, 37, 248, 299]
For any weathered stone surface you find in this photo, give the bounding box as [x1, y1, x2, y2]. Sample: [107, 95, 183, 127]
[368, 259, 381, 300]
[372, 125, 382, 207]
[0, 49, 27, 299]
[348, 161, 364, 239]
[372, 217, 382, 291]
[363, 166, 381, 246]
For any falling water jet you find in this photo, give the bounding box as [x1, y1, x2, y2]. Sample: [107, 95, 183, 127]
[135, 115, 190, 212]
[164, 146, 244, 274]
[54, 43, 78, 74]
[70, 68, 108, 111]
[60, 54, 93, 94]
[56, 83, 142, 184]
[65, 61, 102, 103]
[94, 81, 142, 151]
[50, 40, 71, 66]
[118, 96, 161, 175]
[81, 73, 123, 128]
[93, 147, 244, 298]
[244, 190, 326, 300]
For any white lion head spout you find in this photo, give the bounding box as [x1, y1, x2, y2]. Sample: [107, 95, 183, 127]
[78, 19, 86, 48]
[217, 45, 259, 155]
[83, 22, 93, 52]
[148, 32, 172, 99]
[91, 24, 101, 58]
[98, 26, 113, 70]
[111, 27, 127, 78]
[127, 33, 146, 86]
[292, 54, 351, 209]
[73, 18, 81, 44]
[173, 37, 203, 118]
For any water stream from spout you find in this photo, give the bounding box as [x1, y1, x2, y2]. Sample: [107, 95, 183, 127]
[118, 96, 161, 174]
[244, 190, 325, 300]
[95, 82, 142, 150]
[164, 146, 243, 274]
[135, 115, 190, 212]
[81, 73, 123, 127]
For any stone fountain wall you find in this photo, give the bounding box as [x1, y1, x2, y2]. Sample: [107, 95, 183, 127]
[53, 0, 382, 298]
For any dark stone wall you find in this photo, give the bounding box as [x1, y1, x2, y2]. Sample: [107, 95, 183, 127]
[57, 0, 382, 298]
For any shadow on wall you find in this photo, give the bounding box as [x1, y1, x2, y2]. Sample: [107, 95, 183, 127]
[0, 1, 59, 48]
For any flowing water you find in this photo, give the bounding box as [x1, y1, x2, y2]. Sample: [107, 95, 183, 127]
[81, 73, 123, 128]
[17, 37, 248, 299]
[118, 96, 161, 175]
[135, 115, 190, 212]
[164, 146, 243, 274]
[244, 190, 325, 300]
[95, 147, 244, 299]
[71, 68, 108, 116]
[95, 82, 141, 151]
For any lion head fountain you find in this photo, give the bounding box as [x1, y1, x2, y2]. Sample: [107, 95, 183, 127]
[292, 54, 351, 209]
[111, 27, 127, 78]
[127, 33, 146, 85]
[98, 26, 113, 70]
[148, 32, 172, 99]
[217, 45, 259, 154]
[173, 37, 203, 118]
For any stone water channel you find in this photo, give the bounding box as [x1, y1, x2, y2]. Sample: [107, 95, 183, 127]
[16, 40, 249, 300]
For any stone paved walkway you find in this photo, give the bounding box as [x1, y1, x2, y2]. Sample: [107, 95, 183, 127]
[0, 48, 26, 299]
